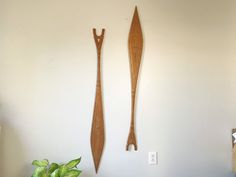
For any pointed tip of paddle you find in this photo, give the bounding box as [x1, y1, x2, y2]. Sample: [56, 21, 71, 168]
[134, 6, 138, 13]
[92, 156, 101, 174]
[133, 6, 139, 18]
[93, 156, 101, 173]
[95, 165, 99, 173]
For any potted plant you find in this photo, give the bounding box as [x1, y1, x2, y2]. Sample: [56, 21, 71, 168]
[31, 157, 81, 177]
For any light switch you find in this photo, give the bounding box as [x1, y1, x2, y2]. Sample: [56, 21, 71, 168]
[148, 152, 157, 165]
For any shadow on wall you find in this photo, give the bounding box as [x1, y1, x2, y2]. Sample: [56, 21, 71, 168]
[0, 105, 29, 177]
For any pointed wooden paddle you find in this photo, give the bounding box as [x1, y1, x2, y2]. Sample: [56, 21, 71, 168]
[126, 6, 143, 151]
[91, 28, 105, 173]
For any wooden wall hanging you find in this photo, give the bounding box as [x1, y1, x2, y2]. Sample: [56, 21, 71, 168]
[126, 6, 143, 151]
[91, 28, 105, 173]
[232, 129, 236, 173]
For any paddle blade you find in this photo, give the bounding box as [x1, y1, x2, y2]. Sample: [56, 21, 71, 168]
[91, 89, 104, 173]
[128, 6, 143, 89]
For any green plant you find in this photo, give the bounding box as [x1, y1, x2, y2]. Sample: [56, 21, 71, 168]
[31, 157, 81, 177]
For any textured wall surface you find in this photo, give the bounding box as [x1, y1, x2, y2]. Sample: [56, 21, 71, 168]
[1, 0, 236, 177]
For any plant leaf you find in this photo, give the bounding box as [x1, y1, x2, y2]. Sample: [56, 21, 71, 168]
[32, 159, 49, 167]
[41, 173, 50, 177]
[50, 169, 59, 177]
[65, 158, 81, 169]
[58, 165, 68, 177]
[32, 167, 47, 177]
[48, 163, 59, 174]
[63, 169, 82, 177]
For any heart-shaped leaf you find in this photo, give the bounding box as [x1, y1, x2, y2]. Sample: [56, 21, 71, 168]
[32, 167, 47, 177]
[32, 159, 49, 167]
[58, 165, 68, 177]
[63, 169, 82, 177]
[50, 169, 59, 177]
[65, 158, 81, 169]
[41, 173, 50, 177]
[48, 163, 59, 174]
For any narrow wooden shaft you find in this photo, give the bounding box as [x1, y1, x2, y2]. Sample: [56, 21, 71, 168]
[96, 53, 101, 87]
[130, 89, 136, 129]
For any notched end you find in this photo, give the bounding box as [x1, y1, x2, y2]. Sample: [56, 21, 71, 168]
[93, 28, 105, 37]
[126, 143, 137, 151]
[126, 131, 137, 151]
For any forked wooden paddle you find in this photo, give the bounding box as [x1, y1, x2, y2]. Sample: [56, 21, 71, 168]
[91, 28, 105, 173]
[126, 7, 143, 151]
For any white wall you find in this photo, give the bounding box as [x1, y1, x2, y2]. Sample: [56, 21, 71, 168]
[1, 0, 236, 177]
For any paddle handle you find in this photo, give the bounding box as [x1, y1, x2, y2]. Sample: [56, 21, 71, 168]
[126, 88, 138, 151]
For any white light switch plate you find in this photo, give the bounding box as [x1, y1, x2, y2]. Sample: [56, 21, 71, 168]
[148, 152, 157, 165]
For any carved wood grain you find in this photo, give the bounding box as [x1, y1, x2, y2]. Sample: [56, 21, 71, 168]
[91, 28, 105, 173]
[126, 6, 143, 151]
